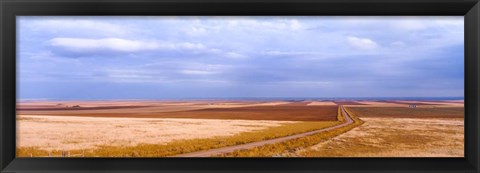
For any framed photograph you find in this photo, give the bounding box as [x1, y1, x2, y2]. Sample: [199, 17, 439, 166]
[1, 0, 479, 172]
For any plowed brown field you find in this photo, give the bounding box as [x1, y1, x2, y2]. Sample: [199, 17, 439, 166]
[155, 105, 338, 121]
[348, 107, 464, 118]
[17, 102, 339, 121]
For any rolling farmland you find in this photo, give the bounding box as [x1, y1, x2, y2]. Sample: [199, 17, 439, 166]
[16, 99, 464, 157]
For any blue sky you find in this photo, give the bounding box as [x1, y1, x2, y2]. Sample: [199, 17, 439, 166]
[17, 16, 464, 100]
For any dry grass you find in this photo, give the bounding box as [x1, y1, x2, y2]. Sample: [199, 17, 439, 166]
[300, 117, 464, 157]
[17, 115, 295, 151]
[17, 101, 463, 157]
[217, 107, 363, 157]
[17, 116, 340, 157]
[17, 101, 341, 157]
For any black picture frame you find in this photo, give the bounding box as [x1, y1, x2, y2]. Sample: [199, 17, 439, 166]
[1, 0, 479, 172]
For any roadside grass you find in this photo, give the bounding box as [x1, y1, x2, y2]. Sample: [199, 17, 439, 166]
[17, 116, 342, 157]
[299, 107, 464, 157]
[300, 118, 464, 157]
[217, 107, 364, 157]
[300, 127, 447, 157]
[337, 107, 345, 122]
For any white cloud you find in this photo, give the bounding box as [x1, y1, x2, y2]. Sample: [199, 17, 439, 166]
[102, 64, 230, 83]
[48, 38, 245, 59]
[392, 20, 427, 31]
[261, 50, 382, 60]
[179, 63, 231, 75]
[180, 70, 217, 75]
[185, 18, 306, 36]
[289, 20, 303, 30]
[224, 52, 247, 59]
[176, 42, 206, 50]
[390, 41, 407, 49]
[49, 38, 160, 52]
[49, 38, 211, 53]
[185, 26, 208, 36]
[346, 36, 379, 50]
[260, 81, 333, 87]
[262, 50, 311, 56]
[29, 19, 131, 36]
[102, 69, 166, 83]
[242, 19, 305, 31]
[223, 18, 303, 31]
[434, 19, 463, 28]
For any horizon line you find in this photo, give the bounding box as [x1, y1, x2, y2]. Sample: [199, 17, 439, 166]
[16, 96, 465, 102]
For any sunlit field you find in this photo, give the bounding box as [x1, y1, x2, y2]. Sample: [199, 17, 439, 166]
[16, 100, 464, 157]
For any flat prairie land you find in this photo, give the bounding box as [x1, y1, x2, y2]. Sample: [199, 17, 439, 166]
[300, 117, 464, 157]
[16, 115, 339, 157]
[16, 100, 341, 157]
[16, 100, 464, 157]
[17, 101, 290, 116]
[350, 100, 462, 106]
[348, 107, 464, 118]
[279, 102, 312, 106]
[333, 101, 366, 105]
[380, 100, 439, 105]
[16, 115, 297, 151]
[146, 105, 338, 121]
[17, 101, 339, 121]
[294, 105, 464, 157]
[354, 101, 407, 107]
[307, 101, 337, 106]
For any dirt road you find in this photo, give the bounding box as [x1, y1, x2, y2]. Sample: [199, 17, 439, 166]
[175, 106, 354, 157]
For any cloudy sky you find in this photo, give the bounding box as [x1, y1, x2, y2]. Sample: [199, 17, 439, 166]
[17, 16, 464, 100]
